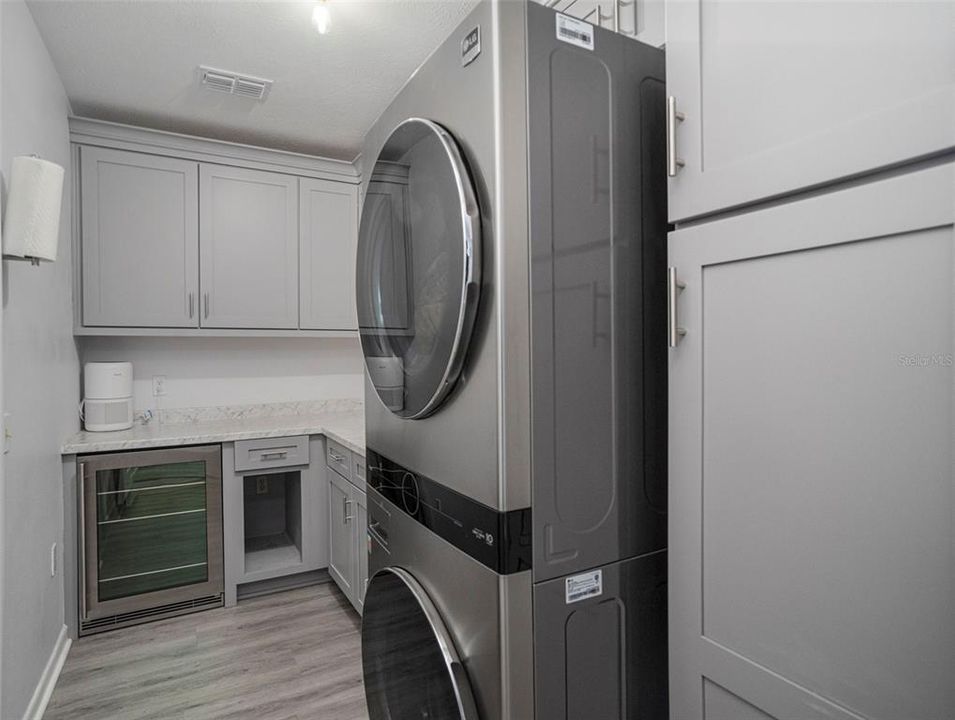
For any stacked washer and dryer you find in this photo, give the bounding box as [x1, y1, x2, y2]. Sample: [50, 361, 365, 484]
[356, 2, 667, 718]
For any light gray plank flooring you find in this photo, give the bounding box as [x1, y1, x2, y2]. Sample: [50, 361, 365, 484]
[46, 582, 368, 720]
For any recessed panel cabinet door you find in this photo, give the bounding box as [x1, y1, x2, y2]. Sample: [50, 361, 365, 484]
[668, 163, 955, 720]
[354, 488, 367, 615]
[81, 147, 199, 327]
[299, 178, 359, 330]
[665, 0, 955, 221]
[328, 470, 355, 600]
[199, 165, 298, 329]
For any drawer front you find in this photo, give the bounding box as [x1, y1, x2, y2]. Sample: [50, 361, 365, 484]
[351, 453, 366, 490]
[326, 438, 352, 479]
[234, 436, 309, 472]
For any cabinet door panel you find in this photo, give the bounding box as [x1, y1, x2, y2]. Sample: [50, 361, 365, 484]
[300, 178, 359, 330]
[81, 147, 199, 327]
[199, 165, 298, 329]
[668, 164, 955, 720]
[666, 0, 955, 221]
[328, 471, 355, 599]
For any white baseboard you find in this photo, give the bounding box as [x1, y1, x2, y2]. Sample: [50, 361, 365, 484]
[21, 624, 71, 720]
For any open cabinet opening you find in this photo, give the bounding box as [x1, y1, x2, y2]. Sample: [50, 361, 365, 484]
[243, 471, 303, 574]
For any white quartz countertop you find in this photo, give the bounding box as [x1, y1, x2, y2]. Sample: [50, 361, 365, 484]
[62, 406, 365, 456]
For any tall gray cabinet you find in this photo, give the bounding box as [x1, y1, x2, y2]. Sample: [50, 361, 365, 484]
[666, 2, 955, 717]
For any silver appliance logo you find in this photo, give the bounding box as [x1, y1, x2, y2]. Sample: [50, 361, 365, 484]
[461, 26, 481, 67]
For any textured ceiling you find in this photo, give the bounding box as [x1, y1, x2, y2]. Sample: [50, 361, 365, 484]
[27, 0, 481, 161]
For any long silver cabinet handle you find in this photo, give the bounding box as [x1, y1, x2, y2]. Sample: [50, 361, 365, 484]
[79, 462, 88, 620]
[188, 293, 194, 319]
[667, 96, 686, 177]
[203, 293, 210, 319]
[668, 267, 687, 348]
[343, 498, 353, 524]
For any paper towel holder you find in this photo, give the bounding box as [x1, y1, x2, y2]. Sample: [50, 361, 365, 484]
[2, 153, 65, 266]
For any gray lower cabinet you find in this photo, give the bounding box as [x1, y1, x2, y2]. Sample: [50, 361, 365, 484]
[80, 146, 199, 327]
[325, 440, 367, 614]
[199, 164, 299, 329]
[327, 469, 356, 599]
[223, 436, 328, 605]
[300, 178, 359, 330]
[665, 0, 955, 221]
[667, 163, 955, 719]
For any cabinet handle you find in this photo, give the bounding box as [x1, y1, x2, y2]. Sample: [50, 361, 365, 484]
[668, 267, 687, 348]
[78, 462, 89, 620]
[667, 96, 686, 177]
[188, 293, 195, 319]
[260, 451, 288, 461]
[343, 498, 352, 524]
[329, 451, 344, 463]
[203, 293, 209, 319]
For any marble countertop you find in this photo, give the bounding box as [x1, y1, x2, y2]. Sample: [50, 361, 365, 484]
[62, 401, 365, 456]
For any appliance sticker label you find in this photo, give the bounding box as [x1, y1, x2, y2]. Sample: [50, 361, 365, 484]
[556, 14, 594, 51]
[565, 569, 602, 604]
[462, 26, 481, 66]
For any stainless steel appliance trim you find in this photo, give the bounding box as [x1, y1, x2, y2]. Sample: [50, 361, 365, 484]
[79, 445, 224, 622]
[100, 561, 208, 584]
[361, 117, 482, 420]
[666, 96, 686, 177]
[97, 508, 207, 525]
[97, 480, 206, 496]
[79, 461, 88, 621]
[372, 566, 480, 720]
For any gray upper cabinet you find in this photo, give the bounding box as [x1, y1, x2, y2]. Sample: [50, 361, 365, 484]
[199, 165, 299, 329]
[299, 178, 359, 330]
[80, 147, 199, 327]
[665, 0, 955, 221]
[667, 163, 955, 720]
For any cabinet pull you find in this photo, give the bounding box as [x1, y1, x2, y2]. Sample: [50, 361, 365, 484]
[668, 267, 687, 348]
[260, 451, 288, 461]
[667, 96, 686, 177]
[203, 293, 209, 319]
[329, 451, 345, 463]
[188, 293, 195, 319]
[343, 498, 352, 524]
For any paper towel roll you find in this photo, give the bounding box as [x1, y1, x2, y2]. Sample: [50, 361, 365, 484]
[2, 155, 65, 262]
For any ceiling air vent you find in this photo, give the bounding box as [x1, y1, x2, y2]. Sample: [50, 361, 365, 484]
[199, 66, 272, 100]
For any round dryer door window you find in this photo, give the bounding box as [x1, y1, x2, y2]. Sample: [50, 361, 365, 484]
[356, 118, 482, 419]
[362, 568, 479, 720]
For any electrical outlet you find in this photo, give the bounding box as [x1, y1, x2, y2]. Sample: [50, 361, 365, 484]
[256, 477, 269, 495]
[50, 543, 57, 577]
[152, 375, 167, 397]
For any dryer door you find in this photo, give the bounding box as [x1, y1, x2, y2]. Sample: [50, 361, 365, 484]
[356, 118, 482, 420]
[362, 567, 479, 720]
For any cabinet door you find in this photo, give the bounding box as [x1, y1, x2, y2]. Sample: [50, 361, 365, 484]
[668, 164, 955, 720]
[327, 470, 355, 600]
[354, 488, 368, 615]
[665, 0, 955, 221]
[199, 165, 298, 328]
[300, 178, 359, 330]
[81, 147, 199, 327]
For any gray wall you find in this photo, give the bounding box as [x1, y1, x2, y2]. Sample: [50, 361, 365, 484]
[0, 2, 79, 716]
[79, 336, 364, 414]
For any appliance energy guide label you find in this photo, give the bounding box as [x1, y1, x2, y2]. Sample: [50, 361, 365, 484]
[565, 569, 603, 604]
[556, 14, 594, 51]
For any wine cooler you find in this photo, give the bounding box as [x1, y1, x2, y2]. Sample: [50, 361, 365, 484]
[78, 445, 223, 635]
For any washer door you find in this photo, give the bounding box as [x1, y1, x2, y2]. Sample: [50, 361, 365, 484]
[362, 567, 479, 720]
[356, 118, 481, 419]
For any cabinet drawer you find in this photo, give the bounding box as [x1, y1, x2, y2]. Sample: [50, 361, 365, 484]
[234, 436, 308, 472]
[326, 438, 352, 479]
[351, 453, 366, 490]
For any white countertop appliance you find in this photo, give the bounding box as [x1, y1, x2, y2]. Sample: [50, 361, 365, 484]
[82, 361, 134, 432]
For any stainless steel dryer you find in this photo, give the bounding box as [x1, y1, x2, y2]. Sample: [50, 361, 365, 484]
[357, 2, 667, 718]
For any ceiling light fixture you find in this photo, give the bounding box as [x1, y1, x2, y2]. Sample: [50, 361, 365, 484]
[312, 1, 331, 34]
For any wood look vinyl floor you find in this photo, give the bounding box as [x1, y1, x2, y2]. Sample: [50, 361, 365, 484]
[45, 582, 369, 720]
